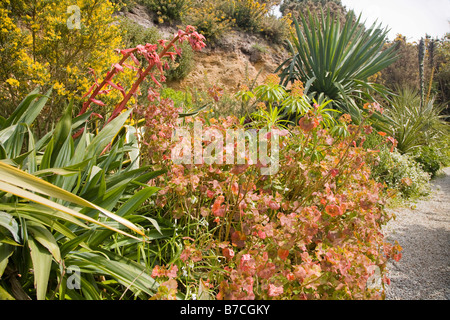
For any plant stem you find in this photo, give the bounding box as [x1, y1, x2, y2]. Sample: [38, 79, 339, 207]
[105, 34, 186, 126]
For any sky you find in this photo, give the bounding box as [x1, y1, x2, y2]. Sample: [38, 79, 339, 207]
[341, 0, 450, 42]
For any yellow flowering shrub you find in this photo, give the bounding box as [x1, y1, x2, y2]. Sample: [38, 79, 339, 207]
[221, 0, 268, 32]
[0, 0, 134, 121]
[0, 5, 50, 114]
[183, 0, 232, 43]
[182, 0, 290, 44]
[140, 0, 191, 24]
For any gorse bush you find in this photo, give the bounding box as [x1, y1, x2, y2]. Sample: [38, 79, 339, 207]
[221, 0, 268, 32]
[121, 17, 194, 83]
[181, 0, 290, 44]
[0, 0, 128, 123]
[183, 0, 232, 43]
[0, 90, 162, 300]
[139, 0, 191, 24]
[236, 73, 338, 127]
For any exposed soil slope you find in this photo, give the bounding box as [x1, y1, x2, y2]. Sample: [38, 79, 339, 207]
[121, 4, 290, 93]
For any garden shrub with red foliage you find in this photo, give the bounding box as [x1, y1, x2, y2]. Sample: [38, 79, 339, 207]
[81, 26, 401, 300]
[142, 92, 401, 300]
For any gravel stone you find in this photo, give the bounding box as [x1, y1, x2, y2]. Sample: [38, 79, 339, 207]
[383, 168, 450, 300]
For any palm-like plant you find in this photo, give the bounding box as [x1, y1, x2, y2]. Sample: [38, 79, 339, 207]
[276, 9, 398, 121]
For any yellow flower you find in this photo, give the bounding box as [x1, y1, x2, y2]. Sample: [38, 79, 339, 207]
[6, 78, 20, 87]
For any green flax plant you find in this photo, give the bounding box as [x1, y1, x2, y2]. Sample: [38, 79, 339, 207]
[0, 89, 167, 300]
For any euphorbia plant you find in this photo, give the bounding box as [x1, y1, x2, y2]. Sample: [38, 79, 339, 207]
[214, 103, 402, 300]
[144, 75, 402, 300]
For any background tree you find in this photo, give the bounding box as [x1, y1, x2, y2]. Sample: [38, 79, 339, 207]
[375, 35, 420, 91]
[434, 33, 450, 112]
[376, 35, 424, 92]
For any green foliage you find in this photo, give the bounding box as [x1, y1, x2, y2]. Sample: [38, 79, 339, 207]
[161, 87, 193, 109]
[165, 41, 194, 81]
[0, 90, 168, 300]
[370, 148, 431, 200]
[276, 10, 398, 121]
[120, 17, 161, 48]
[413, 145, 448, 178]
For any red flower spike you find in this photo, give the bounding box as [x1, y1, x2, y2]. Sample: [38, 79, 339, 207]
[158, 39, 168, 49]
[90, 113, 103, 119]
[123, 63, 138, 71]
[150, 73, 161, 87]
[165, 51, 177, 61]
[89, 98, 105, 107]
[81, 84, 96, 99]
[387, 136, 398, 152]
[172, 43, 182, 56]
[113, 63, 123, 72]
[97, 89, 112, 95]
[129, 53, 140, 66]
[106, 80, 124, 92]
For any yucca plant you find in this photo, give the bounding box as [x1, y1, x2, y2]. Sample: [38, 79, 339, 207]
[276, 9, 398, 121]
[0, 90, 169, 300]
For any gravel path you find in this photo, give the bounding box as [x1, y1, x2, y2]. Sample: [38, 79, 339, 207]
[383, 167, 450, 300]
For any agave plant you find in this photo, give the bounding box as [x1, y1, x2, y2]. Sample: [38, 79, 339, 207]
[0, 90, 170, 300]
[276, 9, 398, 121]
